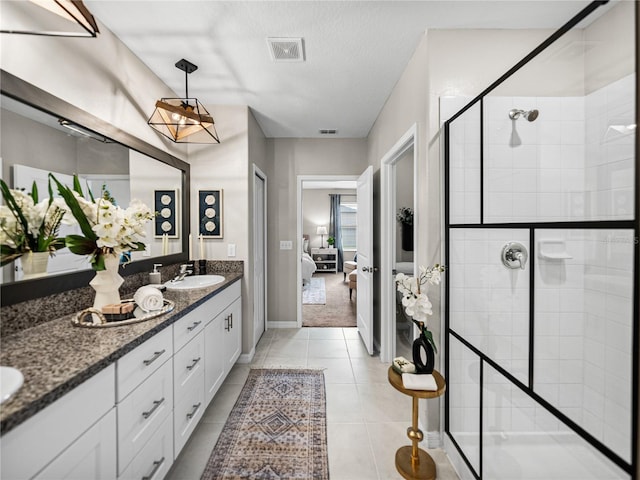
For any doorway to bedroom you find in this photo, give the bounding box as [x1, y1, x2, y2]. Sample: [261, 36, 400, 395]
[299, 177, 358, 328]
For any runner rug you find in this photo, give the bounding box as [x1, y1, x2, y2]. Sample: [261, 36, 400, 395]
[200, 369, 329, 480]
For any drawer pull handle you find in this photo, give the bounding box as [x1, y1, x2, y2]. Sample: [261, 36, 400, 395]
[143, 349, 166, 366]
[141, 457, 165, 480]
[225, 315, 230, 332]
[187, 320, 202, 332]
[186, 402, 202, 420]
[142, 398, 165, 419]
[186, 357, 202, 371]
[230, 313, 233, 328]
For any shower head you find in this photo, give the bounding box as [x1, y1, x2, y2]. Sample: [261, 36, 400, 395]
[509, 109, 539, 122]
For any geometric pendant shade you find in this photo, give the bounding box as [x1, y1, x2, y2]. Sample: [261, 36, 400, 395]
[147, 59, 220, 144]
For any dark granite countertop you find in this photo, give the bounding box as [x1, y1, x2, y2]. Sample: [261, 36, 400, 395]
[0, 272, 242, 436]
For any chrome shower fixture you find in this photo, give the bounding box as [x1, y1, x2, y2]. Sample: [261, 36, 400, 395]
[509, 108, 539, 122]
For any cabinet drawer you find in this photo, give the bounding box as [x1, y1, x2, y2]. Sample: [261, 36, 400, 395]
[0, 365, 115, 480]
[118, 412, 173, 480]
[116, 326, 172, 402]
[173, 332, 204, 400]
[173, 307, 208, 353]
[117, 359, 173, 475]
[173, 371, 205, 459]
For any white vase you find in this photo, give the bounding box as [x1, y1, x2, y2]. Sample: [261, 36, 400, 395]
[21, 251, 50, 279]
[90, 254, 123, 311]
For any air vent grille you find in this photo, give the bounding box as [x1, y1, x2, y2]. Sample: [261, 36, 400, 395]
[267, 37, 304, 62]
[319, 129, 337, 135]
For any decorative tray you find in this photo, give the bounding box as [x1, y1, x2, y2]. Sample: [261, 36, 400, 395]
[71, 299, 175, 328]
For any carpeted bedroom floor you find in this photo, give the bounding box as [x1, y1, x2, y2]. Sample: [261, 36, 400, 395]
[303, 272, 357, 328]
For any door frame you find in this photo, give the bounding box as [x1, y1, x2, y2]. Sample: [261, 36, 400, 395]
[296, 174, 359, 327]
[253, 164, 268, 347]
[380, 123, 418, 363]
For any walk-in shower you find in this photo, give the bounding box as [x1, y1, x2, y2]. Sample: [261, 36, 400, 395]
[443, 1, 637, 479]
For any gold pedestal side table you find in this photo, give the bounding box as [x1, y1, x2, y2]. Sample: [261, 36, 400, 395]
[388, 367, 446, 480]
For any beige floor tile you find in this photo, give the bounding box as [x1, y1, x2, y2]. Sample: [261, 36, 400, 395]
[325, 383, 365, 423]
[274, 328, 310, 340]
[308, 357, 356, 384]
[357, 382, 413, 423]
[223, 364, 250, 385]
[268, 337, 309, 357]
[307, 339, 349, 358]
[200, 383, 243, 423]
[166, 421, 224, 480]
[262, 355, 308, 368]
[308, 327, 346, 339]
[327, 423, 380, 480]
[342, 327, 360, 339]
[351, 357, 391, 384]
[346, 338, 370, 358]
[366, 421, 415, 479]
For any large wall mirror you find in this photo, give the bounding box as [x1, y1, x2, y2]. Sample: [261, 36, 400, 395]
[0, 70, 190, 306]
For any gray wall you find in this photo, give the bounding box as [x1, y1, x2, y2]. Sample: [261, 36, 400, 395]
[265, 138, 367, 324]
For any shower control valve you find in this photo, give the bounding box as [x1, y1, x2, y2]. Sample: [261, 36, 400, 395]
[502, 242, 528, 270]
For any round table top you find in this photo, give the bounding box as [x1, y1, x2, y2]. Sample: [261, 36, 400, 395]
[387, 366, 446, 399]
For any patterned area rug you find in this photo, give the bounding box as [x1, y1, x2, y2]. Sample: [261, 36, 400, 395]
[303, 273, 356, 327]
[302, 277, 326, 305]
[201, 369, 329, 480]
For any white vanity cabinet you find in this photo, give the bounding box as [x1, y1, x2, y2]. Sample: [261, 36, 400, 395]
[0, 365, 116, 480]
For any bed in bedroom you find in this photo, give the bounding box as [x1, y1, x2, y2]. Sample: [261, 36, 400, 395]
[302, 235, 317, 285]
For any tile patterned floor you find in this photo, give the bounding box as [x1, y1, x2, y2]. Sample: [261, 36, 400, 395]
[166, 327, 460, 480]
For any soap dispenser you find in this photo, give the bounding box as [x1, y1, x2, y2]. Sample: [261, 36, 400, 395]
[149, 264, 162, 284]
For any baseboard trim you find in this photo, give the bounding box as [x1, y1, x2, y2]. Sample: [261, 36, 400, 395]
[426, 431, 442, 449]
[237, 347, 255, 364]
[268, 321, 298, 328]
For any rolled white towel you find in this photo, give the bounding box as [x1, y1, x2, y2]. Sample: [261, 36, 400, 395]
[134, 285, 164, 312]
[402, 373, 438, 391]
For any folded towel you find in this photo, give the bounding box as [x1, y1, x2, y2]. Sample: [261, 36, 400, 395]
[134, 285, 164, 312]
[402, 373, 437, 391]
[393, 356, 416, 374]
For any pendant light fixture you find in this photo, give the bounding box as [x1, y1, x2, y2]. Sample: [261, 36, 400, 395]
[147, 59, 220, 144]
[0, 0, 100, 37]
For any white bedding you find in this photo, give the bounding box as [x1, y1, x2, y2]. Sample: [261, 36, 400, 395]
[302, 252, 317, 284]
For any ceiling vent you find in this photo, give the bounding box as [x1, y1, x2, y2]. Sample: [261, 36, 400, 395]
[267, 37, 305, 62]
[319, 129, 337, 135]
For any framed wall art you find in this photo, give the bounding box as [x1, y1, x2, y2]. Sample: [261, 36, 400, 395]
[154, 189, 179, 238]
[199, 189, 223, 238]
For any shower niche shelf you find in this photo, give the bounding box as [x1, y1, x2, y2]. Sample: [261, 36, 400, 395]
[538, 239, 572, 260]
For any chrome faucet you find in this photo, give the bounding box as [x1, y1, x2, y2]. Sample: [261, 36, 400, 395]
[171, 264, 193, 282]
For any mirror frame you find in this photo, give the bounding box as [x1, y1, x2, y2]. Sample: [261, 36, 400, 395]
[0, 69, 191, 306]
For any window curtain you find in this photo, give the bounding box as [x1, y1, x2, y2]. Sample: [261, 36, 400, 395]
[329, 194, 344, 272]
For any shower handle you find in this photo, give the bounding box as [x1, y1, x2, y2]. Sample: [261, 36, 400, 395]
[502, 242, 528, 270]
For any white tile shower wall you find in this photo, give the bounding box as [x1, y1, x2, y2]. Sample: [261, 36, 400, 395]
[585, 74, 636, 220]
[449, 228, 530, 386]
[441, 97, 481, 225]
[534, 229, 633, 462]
[445, 73, 634, 224]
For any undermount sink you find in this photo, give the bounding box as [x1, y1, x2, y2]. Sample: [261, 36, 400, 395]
[164, 274, 225, 290]
[0, 366, 24, 404]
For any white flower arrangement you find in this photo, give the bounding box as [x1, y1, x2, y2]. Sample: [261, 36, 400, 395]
[0, 179, 69, 266]
[51, 174, 153, 271]
[395, 264, 445, 351]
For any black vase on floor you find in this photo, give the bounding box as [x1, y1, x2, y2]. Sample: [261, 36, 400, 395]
[401, 222, 413, 251]
[412, 334, 435, 374]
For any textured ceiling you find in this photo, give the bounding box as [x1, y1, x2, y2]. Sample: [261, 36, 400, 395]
[85, 0, 604, 138]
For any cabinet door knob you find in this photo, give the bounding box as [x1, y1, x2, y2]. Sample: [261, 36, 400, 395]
[141, 457, 165, 480]
[186, 357, 201, 371]
[142, 398, 165, 419]
[186, 402, 202, 420]
[143, 349, 166, 366]
[187, 320, 202, 332]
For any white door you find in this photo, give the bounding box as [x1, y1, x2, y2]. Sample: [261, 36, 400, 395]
[253, 167, 267, 345]
[356, 166, 374, 354]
